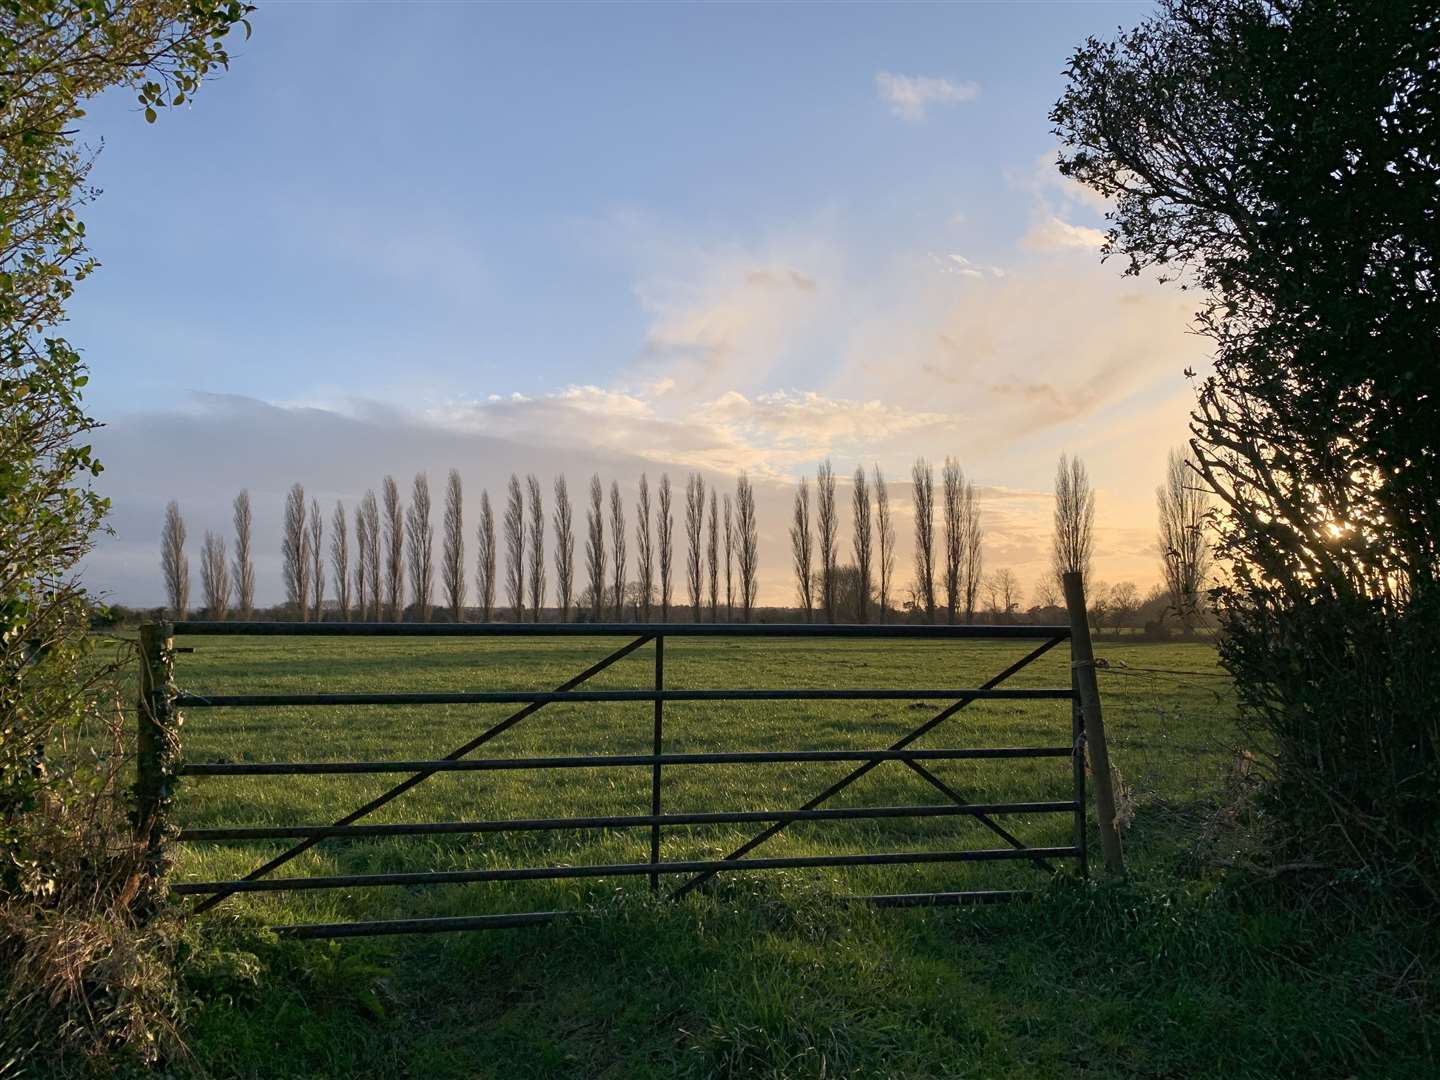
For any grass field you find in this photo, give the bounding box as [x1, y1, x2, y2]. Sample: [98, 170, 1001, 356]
[158, 632, 1436, 1078]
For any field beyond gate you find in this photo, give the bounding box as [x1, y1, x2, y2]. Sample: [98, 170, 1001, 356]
[153, 624, 1087, 937]
[154, 637, 1438, 1080]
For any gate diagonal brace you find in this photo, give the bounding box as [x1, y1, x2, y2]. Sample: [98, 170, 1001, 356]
[191, 634, 654, 915]
[669, 635, 1067, 900]
[901, 759, 1055, 874]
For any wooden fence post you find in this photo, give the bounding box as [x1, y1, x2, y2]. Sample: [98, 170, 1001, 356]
[1062, 573, 1124, 875]
[136, 622, 180, 880]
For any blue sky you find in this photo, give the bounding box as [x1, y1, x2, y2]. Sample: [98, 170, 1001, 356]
[69, 1, 1205, 606]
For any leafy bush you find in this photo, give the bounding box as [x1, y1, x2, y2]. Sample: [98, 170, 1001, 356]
[0, 687, 190, 1071]
[1, 4, 251, 1072]
[1221, 587, 1440, 901]
[1054, 0, 1439, 899]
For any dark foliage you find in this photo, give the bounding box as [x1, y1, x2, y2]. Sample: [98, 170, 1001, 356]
[1054, 0, 1440, 896]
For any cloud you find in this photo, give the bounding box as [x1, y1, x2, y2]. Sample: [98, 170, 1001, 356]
[984, 360, 1136, 437]
[82, 392, 940, 608]
[875, 72, 979, 122]
[695, 390, 952, 465]
[628, 237, 838, 396]
[745, 268, 817, 291]
[84, 373, 1189, 612]
[1026, 148, 1112, 213]
[1022, 216, 1107, 251]
[89, 207, 1208, 610]
[831, 259, 1207, 469]
[424, 384, 950, 481]
[638, 260, 820, 382]
[929, 252, 1006, 280]
[1007, 149, 1112, 254]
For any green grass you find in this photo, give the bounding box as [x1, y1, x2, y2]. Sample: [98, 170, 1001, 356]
[157, 634, 1434, 1078]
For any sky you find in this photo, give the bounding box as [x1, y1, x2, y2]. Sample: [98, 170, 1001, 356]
[67, 0, 1207, 609]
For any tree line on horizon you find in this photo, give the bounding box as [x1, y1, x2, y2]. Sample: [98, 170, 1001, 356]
[160, 470, 760, 624]
[157, 451, 1211, 631]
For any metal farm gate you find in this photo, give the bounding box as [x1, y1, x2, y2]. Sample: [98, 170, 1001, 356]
[135, 585, 1119, 939]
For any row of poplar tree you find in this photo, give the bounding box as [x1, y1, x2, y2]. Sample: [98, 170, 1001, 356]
[789, 458, 984, 626]
[160, 449, 1209, 627]
[160, 471, 761, 623]
[161, 457, 975, 625]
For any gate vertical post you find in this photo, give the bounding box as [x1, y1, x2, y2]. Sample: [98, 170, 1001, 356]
[136, 622, 181, 882]
[1062, 573, 1123, 875]
[649, 633, 664, 891]
[1071, 659, 1089, 879]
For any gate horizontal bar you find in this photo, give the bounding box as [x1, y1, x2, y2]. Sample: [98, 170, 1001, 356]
[271, 889, 1031, 937]
[277, 911, 569, 938]
[173, 687, 1074, 708]
[178, 746, 1073, 777]
[186, 633, 657, 917]
[178, 800, 1081, 841]
[172, 620, 1069, 640]
[173, 845, 1081, 894]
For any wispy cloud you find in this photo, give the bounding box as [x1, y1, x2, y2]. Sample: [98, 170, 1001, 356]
[832, 261, 1205, 458]
[1022, 216, 1107, 251]
[90, 208, 1206, 609]
[875, 72, 979, 122]
[626, 235, 839, 397]
[426, 384, 949, 480]
[695, 390, 951, 466]
[929, 252, 1006, 280]
[642, 264, 818, 361]
[86, 391, 941, 606]
[1008, 149, 1111, 253]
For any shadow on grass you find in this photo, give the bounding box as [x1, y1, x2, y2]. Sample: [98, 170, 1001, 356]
[178, 874, 1437, 1080]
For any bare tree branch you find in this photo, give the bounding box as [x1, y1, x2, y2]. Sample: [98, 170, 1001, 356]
[199, 528, 227, 619]
[790, 477, 813, 621]
[504, 474, 524, 622]
[330, 500, 350, 620]
[685, 473, 704, 621]
[609, 479, 626, 618]
[360, 489, 381, 621]
[707, 489, 719, 621]
[585, 475, 605, 620]
[282, 483, 308, 621]
[942, 458, 962, 624]
[406, 473, 433, 622]
[553, 475, 574, 622]
[852, 466, 872, 623]
[816, 460, 837, 622]
[353, 494, 370, 621]
[736, 473, 758, 621]
[635, 474, 653, 620]
[657, 474, 673, 622]
[911, 459, 935, 622]
[875, 465, 893, 623]
[984, 568, 1021, 623]
[382, 476, 404, 621]
[962, 480, 983, 622]
[1052, 454, 1096, 589]
[231, 489, 253, 618]
[527, 474, 545, 621]
[475, 489, 495, 621]
[1158, 446, 1212, 631]
[442, 469, 466, 622]
[723, 493, 734, 620]
[308, 497, 324, 621]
